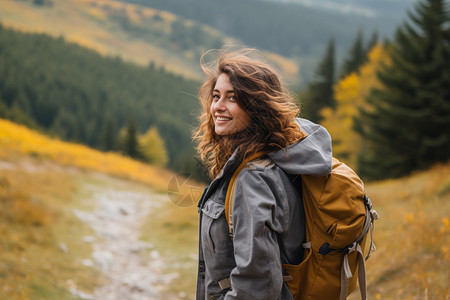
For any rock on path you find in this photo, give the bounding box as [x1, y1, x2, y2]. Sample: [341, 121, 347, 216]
[74, 183, 180, 300]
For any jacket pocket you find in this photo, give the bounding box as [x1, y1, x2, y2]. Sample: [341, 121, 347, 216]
[201, 200, 233, 253]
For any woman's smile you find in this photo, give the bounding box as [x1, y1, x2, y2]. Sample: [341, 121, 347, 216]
[215, 116, 233, 123]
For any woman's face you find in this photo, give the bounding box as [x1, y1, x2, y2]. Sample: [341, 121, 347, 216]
[210, 73, 251, 136]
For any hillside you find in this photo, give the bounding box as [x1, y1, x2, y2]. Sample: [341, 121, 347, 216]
[0, 118, 201, 299]
[120, 0, 409, 82]
[0, 0, 209, 81]
[0, 0, 301, 84]
[1, 118, 448, 299]
[0, 24, 202, 174]
[350, 163, 450, 299]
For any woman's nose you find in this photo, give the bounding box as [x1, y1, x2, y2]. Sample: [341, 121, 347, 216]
[214, 98, 226, 111]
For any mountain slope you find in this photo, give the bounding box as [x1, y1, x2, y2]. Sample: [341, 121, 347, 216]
[0, 24, 201, 171]
[0, 0, 206, 80]
[0, 0, 300, 83]
[120, 0, 409, 81]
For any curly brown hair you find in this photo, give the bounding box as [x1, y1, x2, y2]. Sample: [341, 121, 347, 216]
[194, 48, 305, 178]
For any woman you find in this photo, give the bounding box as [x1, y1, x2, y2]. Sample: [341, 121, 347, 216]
[194, 49, 332, 300]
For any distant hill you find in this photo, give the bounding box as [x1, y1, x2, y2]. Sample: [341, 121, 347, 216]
[0, 0, 301, 84]
[0, 0, 410, 85]
[120, 0, 413, 82]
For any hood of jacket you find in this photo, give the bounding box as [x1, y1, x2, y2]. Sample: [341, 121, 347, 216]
[267, 118, 332, 176]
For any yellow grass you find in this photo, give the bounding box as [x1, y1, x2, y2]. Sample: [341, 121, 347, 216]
[0, 118, 194, 193]
[140, 198, 200, 299]
[0, 119, 202, 299]
[0, 163, 102, 299]
[0, 118, 201, 217]
[349, 162, 450, 299]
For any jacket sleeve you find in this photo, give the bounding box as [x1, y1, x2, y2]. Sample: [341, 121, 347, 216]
[224, 168, 287, 300]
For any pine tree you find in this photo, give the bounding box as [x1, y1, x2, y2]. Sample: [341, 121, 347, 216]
[301, 37, 336, 122]
[355, 0, 450, 180]
[340, 30, 365, 78]
[365, 31, 379, 55]
[122, 116, 141, 159]
[101, 115, 116, 151]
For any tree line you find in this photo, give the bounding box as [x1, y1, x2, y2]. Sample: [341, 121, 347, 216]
[300, 0, 450, 180]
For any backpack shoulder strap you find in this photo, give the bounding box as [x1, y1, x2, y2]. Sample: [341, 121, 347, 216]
[224, 152, 268, 238]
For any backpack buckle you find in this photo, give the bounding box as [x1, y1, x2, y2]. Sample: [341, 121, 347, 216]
[364, 195, 373, 210]
[319, 242, 332, 255]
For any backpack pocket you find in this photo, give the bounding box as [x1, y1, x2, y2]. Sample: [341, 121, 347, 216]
[282, 247, 313, 300]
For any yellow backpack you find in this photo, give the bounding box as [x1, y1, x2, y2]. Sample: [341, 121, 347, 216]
[225, 154, 378, 300]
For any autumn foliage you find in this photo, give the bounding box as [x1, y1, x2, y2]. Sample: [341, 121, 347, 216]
[320, 44, 388, 170]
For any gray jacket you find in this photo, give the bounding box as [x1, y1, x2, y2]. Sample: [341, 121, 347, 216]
[196, 118, 332, 300]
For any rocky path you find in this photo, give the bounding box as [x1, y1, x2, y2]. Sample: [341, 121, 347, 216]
[73, 181, 180, 300]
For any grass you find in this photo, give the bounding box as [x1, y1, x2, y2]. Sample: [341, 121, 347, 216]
[140, 199, 200, 299]
[0, 163, 101, 299]
[349, 162, 450, 299]
[0, 118, 202, 298]
[0, 118, 191, 193]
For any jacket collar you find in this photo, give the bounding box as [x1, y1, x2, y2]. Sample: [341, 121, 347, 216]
[199, 149, 242, 209]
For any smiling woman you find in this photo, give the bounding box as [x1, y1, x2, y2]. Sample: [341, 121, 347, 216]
[192, 48, 326, 300]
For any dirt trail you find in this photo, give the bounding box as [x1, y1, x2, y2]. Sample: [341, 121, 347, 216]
[73, 181, 180, 300]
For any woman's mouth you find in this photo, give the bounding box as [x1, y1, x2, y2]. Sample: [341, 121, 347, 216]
[216, 116, 232, 123]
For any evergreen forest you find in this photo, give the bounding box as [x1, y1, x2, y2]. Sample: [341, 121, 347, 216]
[0, 24, 201, 174]
[305, 0, 450, 180]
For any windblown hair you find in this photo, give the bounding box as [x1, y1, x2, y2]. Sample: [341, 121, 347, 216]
[194, 48, 305, 178]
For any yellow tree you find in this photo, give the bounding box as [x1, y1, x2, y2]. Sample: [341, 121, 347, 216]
[320, 44, 389, 169]
[139, 127, 168, 167]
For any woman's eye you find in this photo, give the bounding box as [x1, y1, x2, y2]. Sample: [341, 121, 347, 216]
[229, 95, 236, 101]
[212, 95, 219, 101]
